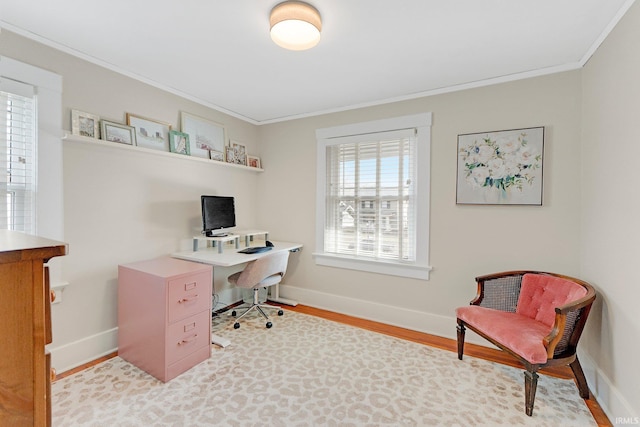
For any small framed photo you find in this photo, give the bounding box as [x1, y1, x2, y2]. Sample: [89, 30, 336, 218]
[210, 150, 225, 162]
[72, 109, 100, 138]
[180, 112, 226, 159]
[169, 130, 190, 155]
[225, 146, 236, 164]
[100, 120, 136, 145]
[231, 140, 247, 166]
[247, 155, 261, 168]
[126, 113, 171, 152]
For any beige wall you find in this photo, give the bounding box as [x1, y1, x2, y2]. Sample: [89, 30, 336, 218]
[581, 1, 640, 419]
[259, 71, 583, 337]
[0, 30, 261, 369]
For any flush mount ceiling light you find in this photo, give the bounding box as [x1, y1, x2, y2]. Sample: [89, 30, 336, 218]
[270, 1, 322, 51]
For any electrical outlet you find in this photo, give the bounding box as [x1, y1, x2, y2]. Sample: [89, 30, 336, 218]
[51, 282, 69, 305]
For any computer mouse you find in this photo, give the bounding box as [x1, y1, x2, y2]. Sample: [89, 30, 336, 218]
[266, 240, 274, 247]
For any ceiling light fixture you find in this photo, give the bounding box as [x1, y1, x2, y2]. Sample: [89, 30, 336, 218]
[270, 1, 322, 51]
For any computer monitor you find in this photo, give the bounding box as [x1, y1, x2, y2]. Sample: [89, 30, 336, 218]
[201, 195, 236, 237]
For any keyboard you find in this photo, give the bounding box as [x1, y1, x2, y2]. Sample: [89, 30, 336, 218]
[238, 246, 273, 254]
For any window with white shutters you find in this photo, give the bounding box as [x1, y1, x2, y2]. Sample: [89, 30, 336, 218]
[1, 80, 36, 234]
[315, 113, 432, 280]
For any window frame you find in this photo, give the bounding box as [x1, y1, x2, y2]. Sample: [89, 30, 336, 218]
[314, 113, 432, 280]
[1, 56, 63, 281]
[1, 56, 63, 240]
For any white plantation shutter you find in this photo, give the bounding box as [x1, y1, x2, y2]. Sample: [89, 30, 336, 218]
[324, 129, 417, 262]
[1, 78, 36, 234]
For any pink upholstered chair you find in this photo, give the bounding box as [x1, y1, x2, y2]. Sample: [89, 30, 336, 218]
[456, 270, 596, 416]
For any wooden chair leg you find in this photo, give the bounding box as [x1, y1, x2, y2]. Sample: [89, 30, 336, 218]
[456, 319, 466, 360]
[524, 369, 539, 416]
[569, 356, 590, 399]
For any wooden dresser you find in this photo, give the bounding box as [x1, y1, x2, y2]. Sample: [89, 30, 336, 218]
[0, 230, 68, 426]
[118, 256, 212, 382]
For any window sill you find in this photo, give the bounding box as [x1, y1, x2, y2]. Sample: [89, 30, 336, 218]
[312, 252, 431, 280]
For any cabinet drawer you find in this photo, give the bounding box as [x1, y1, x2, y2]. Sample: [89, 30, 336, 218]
[167, 271, 211, 323]
[166, 310, 210, 365]
[166, 345, 211, 382]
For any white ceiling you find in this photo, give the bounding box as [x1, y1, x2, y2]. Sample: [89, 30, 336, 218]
[1, 1, 635, 124]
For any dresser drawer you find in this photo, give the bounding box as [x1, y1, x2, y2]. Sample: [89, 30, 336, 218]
[167, 271, 211, 323]
[166, 310, 210, 365]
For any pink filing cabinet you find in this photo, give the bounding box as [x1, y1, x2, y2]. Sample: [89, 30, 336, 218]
[118, 256, 213, 382]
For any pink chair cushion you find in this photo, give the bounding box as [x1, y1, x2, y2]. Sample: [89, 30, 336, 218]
[515, 274, 587, 327]
[456, 306, 551, 364]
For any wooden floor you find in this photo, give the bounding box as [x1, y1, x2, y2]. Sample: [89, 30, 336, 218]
[56, 303, 611, 426]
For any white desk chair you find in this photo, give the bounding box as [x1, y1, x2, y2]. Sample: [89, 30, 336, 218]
[227, 250, 289, 329]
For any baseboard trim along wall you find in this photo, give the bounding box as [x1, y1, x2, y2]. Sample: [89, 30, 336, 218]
[50, 286, 244, 373]
[49, 327, 118, 374]
[579, 349, 638, 421]
[276, 284, 489, 347]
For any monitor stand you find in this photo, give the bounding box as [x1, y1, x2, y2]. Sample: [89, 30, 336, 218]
[205, 231, 231, 237]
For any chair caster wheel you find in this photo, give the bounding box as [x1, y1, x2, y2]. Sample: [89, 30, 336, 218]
[231, 310, 237, 317]
[278, 310, 284, 316]
[234, 322, 240, 329]
[266, 322, 273, 328]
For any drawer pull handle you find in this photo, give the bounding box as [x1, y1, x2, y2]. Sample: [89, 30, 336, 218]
[50, 367, 57, 381]
[178, 294, 198, 303]
[178, 334, 198, 345]
[50, 289, 56, 303]
[184, 282, 197, 291]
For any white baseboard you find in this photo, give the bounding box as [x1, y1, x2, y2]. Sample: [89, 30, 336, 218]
[214, 287, 243, 310]
[579, 350, 638, 421]
[277, 284, 489, 347]
[48, 327, 118, 374]
[49, 287, 243, 375]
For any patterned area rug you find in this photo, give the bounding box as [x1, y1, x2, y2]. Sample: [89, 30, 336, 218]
[52, 310, 596, 426]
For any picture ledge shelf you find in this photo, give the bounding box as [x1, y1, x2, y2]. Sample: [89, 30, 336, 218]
[62, 132, 264, 172]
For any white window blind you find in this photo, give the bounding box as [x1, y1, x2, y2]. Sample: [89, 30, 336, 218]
[324, 129, 417, 262]
[1, 79, 37, 234]
[315, 113, 432, 280]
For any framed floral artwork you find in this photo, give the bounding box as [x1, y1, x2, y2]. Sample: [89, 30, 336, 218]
[456, 127, 544, 205]
[100, 120, 136, 146]
[71, 109, 100, 138]
[169, 130, 190, 155]
[126, 113, 171, 152]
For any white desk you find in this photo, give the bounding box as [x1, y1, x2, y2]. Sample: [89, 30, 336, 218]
[171, 240, 302, 306]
